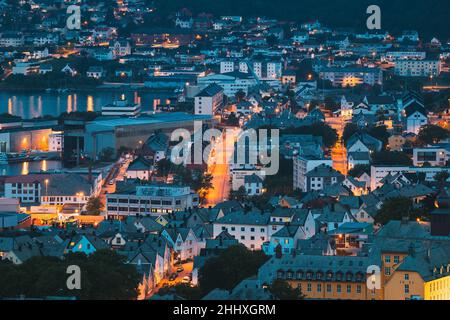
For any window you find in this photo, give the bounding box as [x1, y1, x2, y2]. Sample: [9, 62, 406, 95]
[317, 283, 322, 292]
[384, 255, 391, 263]
[385, 267, 391, 276]
[394, 256, 400, 264]
[347, 285, 351, 293]
[404, 274, 409, 281]
[404, 284, 409, 294]
[327, 284, 332, 293]
[337, 284, 341, 293]
[356, 285, 361, 294]
[307, 283, 311, 292]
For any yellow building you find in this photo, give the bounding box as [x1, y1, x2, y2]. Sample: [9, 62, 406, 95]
[258, 254, 382, 300]
[382, 242, 450, 300]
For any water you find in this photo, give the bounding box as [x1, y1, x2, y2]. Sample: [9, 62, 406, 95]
[0, 160, 63, 176]
[0, 90, 175, 119]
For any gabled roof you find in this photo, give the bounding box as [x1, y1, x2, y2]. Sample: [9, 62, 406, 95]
[215, 211, 270, 226]
[404, 102, 427, 117]
[196, 83, 224, 97]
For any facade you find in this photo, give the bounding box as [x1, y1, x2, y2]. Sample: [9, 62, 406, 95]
[106, 183, 199, 217]
[319, 67, 383, 87]
[101, 98, 141, 117]
[197, 72, 257, 96]
[394, 59, 441, 77]
[194, 84, 224, 115]
[305, 164, 344, 192]
[258, 254, 381, 300]
[213, 211, 271, 250]
[293, 156, 333, 192]
[413, 147, 449, 167]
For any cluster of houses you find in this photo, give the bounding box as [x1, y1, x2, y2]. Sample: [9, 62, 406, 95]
[1, 2, 450, 301]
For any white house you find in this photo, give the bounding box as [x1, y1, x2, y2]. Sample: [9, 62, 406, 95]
[213, 211, 271, 250]
[244, 174, 264, 196]
[194, 84, 224, 115]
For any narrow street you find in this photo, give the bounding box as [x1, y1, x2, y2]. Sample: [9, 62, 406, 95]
[204, 127, 240, 206]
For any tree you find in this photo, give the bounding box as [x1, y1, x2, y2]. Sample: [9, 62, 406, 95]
[86, 196, 104, 215]
[342, 123, 359, 144]
[268, 279, 304, 300]
[371, 150, 412, 166]
[418, 125, 450, 145]
[323, 96, 338, 112]
[374, 197, 420, 225]
[434, 171, 450, 186]
[229, 186, 247, 202]
[199, 245, 269, 294]
[0, 250, 140, 300]
[348, 164, 371, 178]
[235, 90, 246, 102]
[99, 147, 115, 162]
[368, 125, 390, 147]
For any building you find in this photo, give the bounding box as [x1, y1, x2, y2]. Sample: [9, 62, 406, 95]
[126, 157, 153, 181]
[258, 254, 380, 300]
[244, 174, 264, 196]
[4, 173, 97, 206]
[394, 58, 441, 77]
[86, 66, 105, 79]
[83, 113, 213, 159]
[101, 98, 141, 117]
[319, 67, 383, 87]
[413, 147, 449, 167]
[305, 164, 344, 192]
[106, 182, 199, 217]
[109, 40, 132, 58]
[197, 72, 257, 96]
[194, 84, 224, 115]
[213, 211, 271, 250]
[404, 103, 428, 135]
[293, 156, 333, 192]
[370, 165, 450, 191]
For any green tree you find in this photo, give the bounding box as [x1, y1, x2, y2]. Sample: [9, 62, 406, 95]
[86, 196, 104, 215]
[369, 125, 390, 147]
[348, 164, 371, 178]
[0, 250, 140, 300]
[434, 171, 450, 186]
[342, 123, 359, 144]
[229, 185, 247, 202]
[199, 245, 269, 294]
[268, 279, 304, 300]
[418, 125, 450, 145]
[99, 147, 115, 162]
[371, 150, 412, 166]
[374, 197, 419, 225]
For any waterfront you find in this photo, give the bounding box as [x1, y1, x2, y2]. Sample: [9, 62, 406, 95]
[0, 90, 175, 119]
[0, 160, 62, 176]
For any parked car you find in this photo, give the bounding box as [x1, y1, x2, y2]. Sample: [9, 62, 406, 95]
[169, 273, 177, 281]
[181, 276, 190, 284]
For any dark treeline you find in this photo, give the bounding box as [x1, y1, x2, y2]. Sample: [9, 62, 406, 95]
[154, 0, 450, 40]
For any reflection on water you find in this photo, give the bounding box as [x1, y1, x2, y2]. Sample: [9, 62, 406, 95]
[0, 160, 62, 176]
[0, 91, 174, 119]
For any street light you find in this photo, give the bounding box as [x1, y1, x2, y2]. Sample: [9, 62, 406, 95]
[44, 179, 49, 199]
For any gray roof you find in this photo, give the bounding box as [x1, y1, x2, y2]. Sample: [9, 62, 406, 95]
[215, 211, 271, 226]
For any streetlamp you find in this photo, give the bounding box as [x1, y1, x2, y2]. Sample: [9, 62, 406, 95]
[44, 179, 49, 199]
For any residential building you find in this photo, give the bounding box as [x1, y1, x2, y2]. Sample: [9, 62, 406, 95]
[106, 182, 199, 217]
[194, 84, 224, 115]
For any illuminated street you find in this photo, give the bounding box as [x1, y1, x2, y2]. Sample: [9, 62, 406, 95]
[204, 127, 240, 206]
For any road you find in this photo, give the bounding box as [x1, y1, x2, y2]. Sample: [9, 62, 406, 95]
[326, 114, 348, 175]
[147, 262, 193, 298]
[204, 127, 240, 206]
